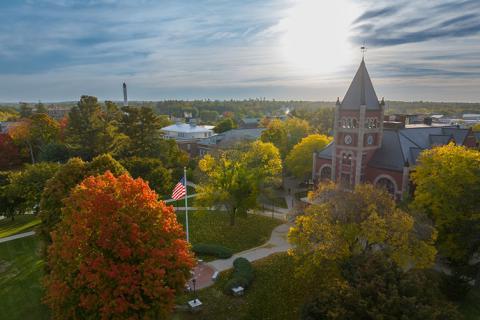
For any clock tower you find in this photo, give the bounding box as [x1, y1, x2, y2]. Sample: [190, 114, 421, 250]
[331, 58, 384, 187]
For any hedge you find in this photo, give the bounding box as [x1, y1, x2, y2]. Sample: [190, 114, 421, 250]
[224, 257, 254, 293]
[192, 243, 233, 259]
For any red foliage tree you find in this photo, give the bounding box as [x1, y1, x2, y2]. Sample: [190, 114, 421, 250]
[0, 133, 22, 170]
[43, 172, 195, 319]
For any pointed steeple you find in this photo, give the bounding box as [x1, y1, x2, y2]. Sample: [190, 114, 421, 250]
[340, 58, 380, 110]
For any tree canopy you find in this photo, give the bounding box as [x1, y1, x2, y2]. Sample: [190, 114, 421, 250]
[411, 144, 480, 283]
[261, 117, 311, 157]
[289, 183, 437, 277]
[286, 134, 332, 179]
[196, 141, 282, 225]
[43, 172, 195, 319]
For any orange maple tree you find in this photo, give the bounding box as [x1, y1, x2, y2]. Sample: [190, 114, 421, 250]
[43, 172, 195, 320]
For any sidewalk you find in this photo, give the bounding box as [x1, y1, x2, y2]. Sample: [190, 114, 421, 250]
[0, 231, 35, 243]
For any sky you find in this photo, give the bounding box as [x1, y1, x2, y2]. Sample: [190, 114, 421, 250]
[1, 0, 480, 102]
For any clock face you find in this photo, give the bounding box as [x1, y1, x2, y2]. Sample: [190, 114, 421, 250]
[344, 134, 352, 145]
[367, 134, 374, 145]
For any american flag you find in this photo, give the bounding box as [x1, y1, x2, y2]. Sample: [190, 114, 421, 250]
[171, 177, 186, 200]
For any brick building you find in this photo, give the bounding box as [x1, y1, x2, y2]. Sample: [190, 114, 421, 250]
[313, 59, 477, 200]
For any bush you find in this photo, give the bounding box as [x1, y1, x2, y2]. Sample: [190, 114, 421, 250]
[192, 243, 233, 259]
[224, 257, 254, 293]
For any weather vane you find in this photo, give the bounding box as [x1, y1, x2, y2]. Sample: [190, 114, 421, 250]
[361, 42, 367, 59]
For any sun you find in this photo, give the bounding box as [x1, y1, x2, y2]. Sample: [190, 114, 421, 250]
[280, 0, 360, 75]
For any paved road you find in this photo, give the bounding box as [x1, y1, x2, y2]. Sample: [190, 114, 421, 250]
[0, 231, 35, 243]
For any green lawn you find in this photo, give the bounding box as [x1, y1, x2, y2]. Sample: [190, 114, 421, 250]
[174, 253, 320, 320]
[176, 210, 282, 253]
[0, 236, 49, 320]
[0, 215, 41, 238]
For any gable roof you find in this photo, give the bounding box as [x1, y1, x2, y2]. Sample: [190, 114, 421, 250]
[341, 59, 380, 110]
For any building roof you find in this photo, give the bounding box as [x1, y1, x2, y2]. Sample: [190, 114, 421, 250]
[198, 128, 264, 147]
[240, 118, 261, 125]
[316, 126, 472, 171]
[161, 123, 214, 133]
[341, 59, 380, 110]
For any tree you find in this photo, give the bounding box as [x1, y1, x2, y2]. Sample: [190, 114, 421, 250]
[19, 103, 33, 118]
[0, 133, 22, 170]
[199, 110, 219, 123]
[39, 154, 127, 246]
[196, 141, 282, 225]
[302, 253, 461, 320]
[66, 96, 125, 159]
[120, 157, 173, 198]
[9, 114, 60, 163]
[289, 183, 437, 277]
[39, 143, 71, 163]
[6, 162, 60, 215]
[43, 172, 195, 319]
[214, 118, 236, 133]
[120, 106, 163, 157]
[411, 144, 480, 284]
[286, 134, 332, 179]
[284, 117, 312, 151]
[0, 172, 23, 220]
[35, 102, 48, 114]
[472, 123, 480, 132]
[260, 119, 288, 156]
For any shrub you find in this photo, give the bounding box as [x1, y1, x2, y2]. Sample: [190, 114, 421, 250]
[224, 257, 254, 293]
[192, 243, 233, 259]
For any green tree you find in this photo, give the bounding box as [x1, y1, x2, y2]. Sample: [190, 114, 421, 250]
[120, 106, 165, 157]
[0, 172, 23, 220]
[196, 141, 282, 225]
[289, 183, 437, 278]
[302, 253, 461, 320]
[260, 119, 288, 156]
[66, 96, 125, 159]
[120, 157, 173, 198]
[19, 103, 33, 118]
[35, 102, 48, 114]
[286, 134, 332, 179]
[214, 118, 236, 133]
[6, 162, 60, 215]
[39, 154, 127, 247]
[200, 110, 219, 123]
[411, 144, 480, 285]
[284, 117, 312, 151]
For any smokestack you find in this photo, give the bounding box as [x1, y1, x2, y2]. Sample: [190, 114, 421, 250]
[123, 82, 128, 107]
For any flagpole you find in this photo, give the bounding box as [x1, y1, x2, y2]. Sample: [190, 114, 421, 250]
[184, 166, 189, 243]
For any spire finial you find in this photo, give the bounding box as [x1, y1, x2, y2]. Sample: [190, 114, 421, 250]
[361, 41, 367, 59]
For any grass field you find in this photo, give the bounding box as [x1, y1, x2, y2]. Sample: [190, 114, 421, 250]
[0, 215, 41, 238]
[174, 253, 319, 320]
[176, 210, 282, 253]
[0, 236, 49, 320]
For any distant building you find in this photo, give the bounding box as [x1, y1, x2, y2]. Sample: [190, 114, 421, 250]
[197, 128, 265, 156]
[239, 117, 261, 129]
[313, 59, 477, 200]
[161, 120, 215, 156]
[47, 106, 69, 120]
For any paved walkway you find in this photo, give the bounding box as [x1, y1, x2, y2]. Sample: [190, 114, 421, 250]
[208, 223, 292, 272]
[0, 231, 35, 243]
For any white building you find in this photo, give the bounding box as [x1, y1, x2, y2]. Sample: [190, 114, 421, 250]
[161, 121, 215, 156]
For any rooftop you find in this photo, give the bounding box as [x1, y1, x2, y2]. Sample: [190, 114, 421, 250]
[161, 123, 214, 133]
[340, 58, 380, 110]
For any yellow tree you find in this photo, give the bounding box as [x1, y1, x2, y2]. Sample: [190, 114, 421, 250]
[286, 134, 332, 179]
[196, 141, 282, 225]
[411, 144, 480, 277]
[288, 183, 437, 278]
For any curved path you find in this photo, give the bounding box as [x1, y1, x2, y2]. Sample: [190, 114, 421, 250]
[192, 223, 292, 289]
[0, 231, 35, 243]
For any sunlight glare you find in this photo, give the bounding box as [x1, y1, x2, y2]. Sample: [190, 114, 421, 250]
[281, 0, 360, 75]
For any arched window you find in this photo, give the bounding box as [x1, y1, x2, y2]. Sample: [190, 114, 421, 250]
[320, 166, 331, 181]
[376, 177, 396, 195]
[352, 118, 358, 128]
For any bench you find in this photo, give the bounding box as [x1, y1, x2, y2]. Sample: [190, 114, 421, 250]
[211, 271, 219, 281]
[231, 286, 244, 296]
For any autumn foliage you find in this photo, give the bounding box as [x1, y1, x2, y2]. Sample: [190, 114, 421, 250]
[43, 172, 195, 319]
